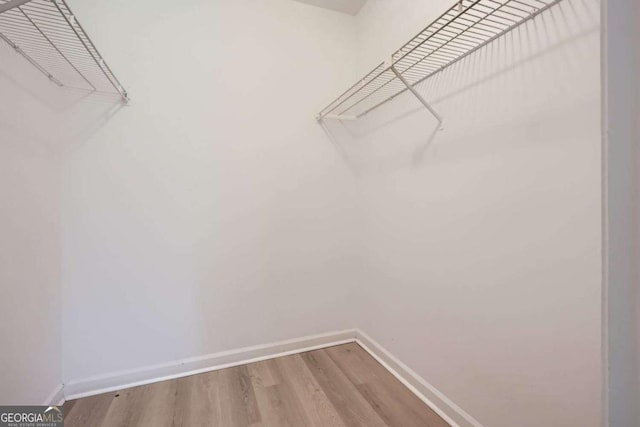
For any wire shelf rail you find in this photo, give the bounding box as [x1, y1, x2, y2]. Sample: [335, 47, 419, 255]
[317, 0, 562, 122]
[0, 0, 128, 101]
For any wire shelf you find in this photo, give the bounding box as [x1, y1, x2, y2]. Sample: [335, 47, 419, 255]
[318, 0, 562, 121]
[0, 0, 128, 101]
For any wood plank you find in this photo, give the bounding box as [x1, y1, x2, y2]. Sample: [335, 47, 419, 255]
[357, 381, 449, 427]
[97, 380, 177, 427]
[248, 359, 306, 427]
[325, 342, 378, 384]
[96, 385, 151, 426]
[251, 362, 306, 426]
[63, 344, 450, 427]
[218, 365, 262, 426]
[63, 392, 113, 427]
[328, 343, 450, 427]
[265, 360, 312, 427]
[248, 360, 279, 388]
[134, 380, 178, 427]
[173, 370, 222, 426]
[275, 354, 347, 427]
[301, 349, 388, 427]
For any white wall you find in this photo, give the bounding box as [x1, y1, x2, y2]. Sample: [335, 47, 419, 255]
[337, 0, 602, 426]
[355, 0, 450, 74]
[58, 0, 360, 384]
[0, 42, 64, 404]
[0, 1, 609, 423]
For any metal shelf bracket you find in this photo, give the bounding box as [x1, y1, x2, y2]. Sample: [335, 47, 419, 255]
[390, 64, 443, 130]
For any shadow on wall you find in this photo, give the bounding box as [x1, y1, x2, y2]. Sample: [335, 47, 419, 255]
[0, 89, 125, 157]
[320, 0, 600, 176]
[0, 40, 127, 156]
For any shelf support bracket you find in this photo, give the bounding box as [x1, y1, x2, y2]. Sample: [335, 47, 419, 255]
[390, 65, 443, 129]
[0, 0, 32, 14]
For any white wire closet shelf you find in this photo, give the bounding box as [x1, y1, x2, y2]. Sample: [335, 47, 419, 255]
[0, 0, 128, 101]
[317, 0, 563, 123]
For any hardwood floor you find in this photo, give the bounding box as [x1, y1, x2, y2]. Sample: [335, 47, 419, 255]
[63, 342, 449, 427]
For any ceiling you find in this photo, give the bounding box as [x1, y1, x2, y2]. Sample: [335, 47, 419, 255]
[292, 0, 368, 16]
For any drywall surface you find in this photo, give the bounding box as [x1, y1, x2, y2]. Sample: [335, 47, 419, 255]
[603, 0, 640, 425]
[339, 0, 603, 426]
[0, 43, 63, 404]
[59, 0, 360, 383]
[292, 0, 368, 16]
[355, 0, 450, 74]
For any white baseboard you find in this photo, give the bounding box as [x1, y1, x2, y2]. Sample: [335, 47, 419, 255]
[355, 329, 484, 427]
[63, 329, 357, 400]
[44, 384, 65, 406]
[63, 327, 482, 427]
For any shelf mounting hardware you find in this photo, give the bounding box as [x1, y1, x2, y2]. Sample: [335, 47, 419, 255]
[390, 64, 443, 129]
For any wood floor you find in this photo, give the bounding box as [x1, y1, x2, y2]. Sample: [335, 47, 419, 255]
[63, 342, 449, 427]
